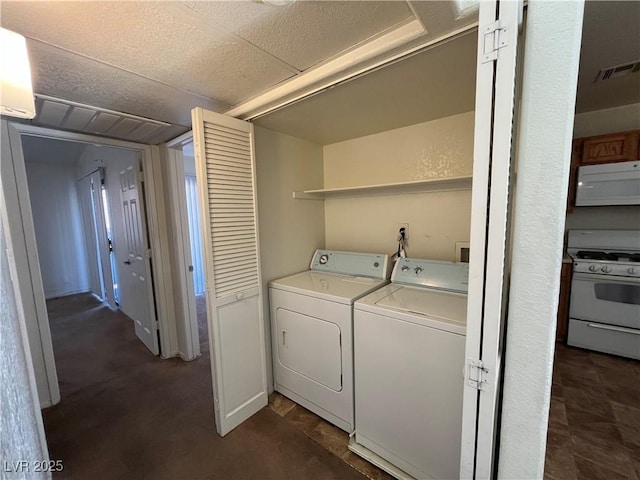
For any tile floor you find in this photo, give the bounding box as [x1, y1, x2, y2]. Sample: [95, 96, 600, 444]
[545, 343, 640, 480]
[267, 393, 394, 480]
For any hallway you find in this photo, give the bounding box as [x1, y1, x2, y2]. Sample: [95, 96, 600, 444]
[42, 294, 369, 480]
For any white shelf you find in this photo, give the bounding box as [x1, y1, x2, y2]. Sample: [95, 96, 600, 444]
[292, 175, 473, 199]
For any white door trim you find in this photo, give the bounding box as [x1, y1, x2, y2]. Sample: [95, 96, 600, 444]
[163, 131, 201, 361]
[4, 122, 179, 366]
[0, 142, 50, 460]
[460, 0, 523, 477]
[2, 120, 60, 408]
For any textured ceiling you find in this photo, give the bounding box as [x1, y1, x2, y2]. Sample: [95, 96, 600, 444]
[575, 1, 640, 113]
[0, 0, 423, 132]
[0, 1, 635, 145]
[255, 30, 478, 145]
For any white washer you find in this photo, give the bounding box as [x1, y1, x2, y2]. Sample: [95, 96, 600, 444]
[350, 258, 469, 480]
[269, 250, 389, 432]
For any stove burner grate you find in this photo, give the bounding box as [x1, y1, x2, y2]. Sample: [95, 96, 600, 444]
[576, 250, 616, 260]
[575, 250, 640, 262]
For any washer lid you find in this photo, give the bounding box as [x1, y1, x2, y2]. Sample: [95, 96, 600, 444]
[270, 271, 388, 304]
[356, 285, 466, 331]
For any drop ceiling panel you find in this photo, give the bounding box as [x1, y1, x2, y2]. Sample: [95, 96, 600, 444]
[184, 0, 414, 71]
[87, 112, 120, 134]
[0, 1, 295, 105]
[27, 40, 222, 128]
[38, 100, 69, 126]
[64, 107, 97, 131]
[575, 1, 640, 113]
[255, 31, 478, 145]
[107, 118, 143, 139]
[129, 123, 163, 143]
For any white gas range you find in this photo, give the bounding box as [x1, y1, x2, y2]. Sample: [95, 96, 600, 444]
[566, 230, 640, 360]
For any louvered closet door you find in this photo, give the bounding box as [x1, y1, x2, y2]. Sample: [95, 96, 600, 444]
[191, 107, 267, 437]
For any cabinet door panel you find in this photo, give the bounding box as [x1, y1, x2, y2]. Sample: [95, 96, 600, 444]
[581, 131, 640, 164]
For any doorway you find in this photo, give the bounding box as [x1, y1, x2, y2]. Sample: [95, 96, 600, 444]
[164, 133, 207, 361]
[21, 134, 159, 353]
[1, 120, 175, 408]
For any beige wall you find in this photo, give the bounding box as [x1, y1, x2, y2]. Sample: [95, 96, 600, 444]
[573, 103, 640, 138]
[566, 103, 640, 232]
[322, 111, 474, 260]
[254, 126, 325, 388]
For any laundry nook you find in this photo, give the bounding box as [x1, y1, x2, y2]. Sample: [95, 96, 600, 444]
[2, 1, 635, 479]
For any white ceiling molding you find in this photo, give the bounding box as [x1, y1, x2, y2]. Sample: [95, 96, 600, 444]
[226, 18, 426, 119]
[228, 20, 478, 121]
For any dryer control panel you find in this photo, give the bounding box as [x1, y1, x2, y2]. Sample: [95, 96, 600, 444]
[392, 258, 469, 293]
[310, 250, 389, 279]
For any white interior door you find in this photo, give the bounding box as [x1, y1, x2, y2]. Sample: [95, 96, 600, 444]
[77, 175, 103, 298]
[119, 162, 159, 355]
[460, 1, 523, 478]
[90, 169, 116, 310]
[192, 107, 268, 436]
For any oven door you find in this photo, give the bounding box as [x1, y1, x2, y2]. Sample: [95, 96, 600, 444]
[570, 273, 640, 329]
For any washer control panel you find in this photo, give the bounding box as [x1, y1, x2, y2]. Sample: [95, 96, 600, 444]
[310, 250, 389, 279]
[392, 258, 469, 293]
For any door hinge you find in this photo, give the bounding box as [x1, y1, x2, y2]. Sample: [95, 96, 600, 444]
[154, 320, 159, 329]
[146, 248, 152, 259]
[482, 20, 508, 63]
[465, 359, 488, 390]
[137, 171, 145, 183]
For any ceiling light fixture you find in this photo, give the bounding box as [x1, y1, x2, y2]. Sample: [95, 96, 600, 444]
[0, 27, 36, 119]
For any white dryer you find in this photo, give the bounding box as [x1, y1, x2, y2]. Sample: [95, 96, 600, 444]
[269, 250, 389, 432]
[350, 258, 469, 480]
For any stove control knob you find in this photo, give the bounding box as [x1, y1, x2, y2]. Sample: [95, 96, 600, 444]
[401, 266, 410, 272]
[628, 267, 636, 275]
[601, 265, 611, 273]
[414, 266, 423, 275]
[588, 264, 598, 272]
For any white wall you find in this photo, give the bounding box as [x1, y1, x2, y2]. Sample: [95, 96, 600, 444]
[24, 160, 90, 299]
[323, 111, 474, 259]
[566, 103, 640, 232]
[498, 1, 584, 477]
[254, 126, 325, 389]
[573, 103, 640, 138]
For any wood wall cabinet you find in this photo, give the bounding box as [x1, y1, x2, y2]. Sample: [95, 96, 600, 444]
[556, 262, 572, 342]
[580, 130, 640, 164]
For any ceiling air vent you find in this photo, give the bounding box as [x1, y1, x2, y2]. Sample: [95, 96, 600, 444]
[595, 60, 640, 82]
[30, 94, 187, 144]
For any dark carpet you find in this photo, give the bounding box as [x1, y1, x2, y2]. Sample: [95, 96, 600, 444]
[43, 293, 366, 480]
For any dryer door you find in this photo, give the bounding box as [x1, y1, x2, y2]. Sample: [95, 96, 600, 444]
[276, 308, 342, 391]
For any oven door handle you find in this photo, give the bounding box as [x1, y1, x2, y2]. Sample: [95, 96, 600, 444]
[587, 323, 640, 335]
[573, 272, 640, 284]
